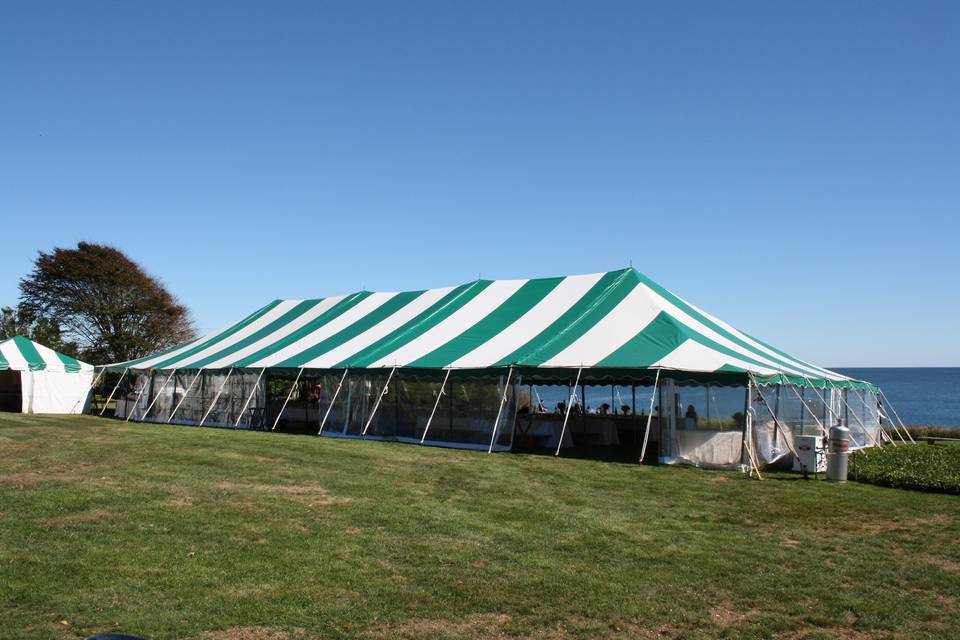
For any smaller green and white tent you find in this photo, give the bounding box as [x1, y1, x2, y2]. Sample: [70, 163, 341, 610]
[0, 336, 94, 414]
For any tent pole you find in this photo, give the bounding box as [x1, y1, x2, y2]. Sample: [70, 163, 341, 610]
[879, 390, 915, 443]
[507, 374, 521, 451]
[743, 377, 763, 479]
[830, 382, 881, 447]
[787, 383, 827, 438]
[638, 369, 661, 463]
[488, 366, 514, 453]
[749, 374, 800, 458]
[125, 373, 150, 422]
[167, 370, 203, 423]
[272, 367, 304, 432]
[319, 369, 349, 435]
[362, 367, 396, 436]
[876, 392, 909, 444]
[100, 368, 128, 416]
[799, 375, 846, 427]
[555, 367, 583, 457]
[199, 369, 234, 428]
[73, 368, 105, 415]
[140, 369, 177, 422]
[854, 387, 897, 446]
[420, 368, 451, 444]
[235, 368, 266, 428]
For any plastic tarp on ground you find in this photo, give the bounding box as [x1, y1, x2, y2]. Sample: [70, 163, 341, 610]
[0, 336, 94, 414]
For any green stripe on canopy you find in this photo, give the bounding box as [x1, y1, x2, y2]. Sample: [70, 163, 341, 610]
[634, 272, 828, 379]
[53, 350, 82, 373]
[113, 335, 205, 369]
[408, 277, 563, 368]
[231, 292, 373, 368]
[101, 268, 872, 390]
[276, 290, 426, 367]
[13, 336, 46, 371]
[149, 299, 285, 370]
[496, 269, 636, 366]
[341, 280, 491, 368]
[596, 312, 688, 367]
[186, 299, 327, 369]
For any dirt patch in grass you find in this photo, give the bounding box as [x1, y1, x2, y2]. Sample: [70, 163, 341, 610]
[0, 473, 39, 489]
[783, 627, 886, 640]
[921, 554, 960, 574]
[370, 614, 512, 639]
[201, 626, 303, 640]
[42, 508, 117, 527]
[167, 491, 195, 508]
[211, 481, 349, 506]
[708, 604, 759, 627]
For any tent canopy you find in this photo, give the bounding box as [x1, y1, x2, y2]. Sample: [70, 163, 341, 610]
[0, 336, 92, 373]
[104, 268, 872, 390]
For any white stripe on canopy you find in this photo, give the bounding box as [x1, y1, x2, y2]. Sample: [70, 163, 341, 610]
[250, 292, 401, 367]
[133, 327, 231, 370]
[448, 272, 604, 369]
[653, 339, 778, 375]
[540, 285, 662, 367]
[201, 295, 347, 369]
[170, 299, 305, 369]
[674, 291, 844, 380]
[641, 284, 819, 379]
[367, 279, 528, 368]
[303, 287, 456, 368]
[0, 341, 30, 370]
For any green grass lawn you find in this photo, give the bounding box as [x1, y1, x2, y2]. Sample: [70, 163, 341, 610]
[1, 415, 959, 640]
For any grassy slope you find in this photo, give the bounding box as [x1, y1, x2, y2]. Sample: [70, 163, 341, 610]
[0, 415, 958, 640]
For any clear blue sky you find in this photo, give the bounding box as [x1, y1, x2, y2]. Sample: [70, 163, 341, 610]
[2, 1, 957, 366]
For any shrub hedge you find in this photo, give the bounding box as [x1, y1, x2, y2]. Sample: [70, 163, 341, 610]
[851, 443, 960, 494]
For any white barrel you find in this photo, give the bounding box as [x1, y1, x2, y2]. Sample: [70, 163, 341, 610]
[826, 424, 850, 483]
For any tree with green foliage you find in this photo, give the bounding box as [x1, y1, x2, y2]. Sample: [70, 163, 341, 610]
[18, 242, 196, 364]
[0, 305, 79, 356]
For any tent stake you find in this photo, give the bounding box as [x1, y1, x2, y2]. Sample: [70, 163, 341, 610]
[140, 369, 177, 422]
[99, 368, 128, 416]
[235, 368, 266, 428]
[488, 367, 514, 453]
[125, 373, 151, 422]
[200, 369, 234, 428]
[420, 369, 451, 444]
[167, 370, 203, 423]
[272, 367, 303, 431]
[555, 367, 582, 456]
[638, 369, 661, 463]
[319, 369, 349, 435]
[362, 367, 396, 436]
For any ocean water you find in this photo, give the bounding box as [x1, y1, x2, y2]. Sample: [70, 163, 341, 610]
[833, 368, 960, 428]
[524, 368, 960, 428]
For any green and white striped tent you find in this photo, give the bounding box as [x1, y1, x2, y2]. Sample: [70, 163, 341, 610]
[0, 336, 94, 414]
[103, 268, 899, 463]
[104, 268, 867, 389]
